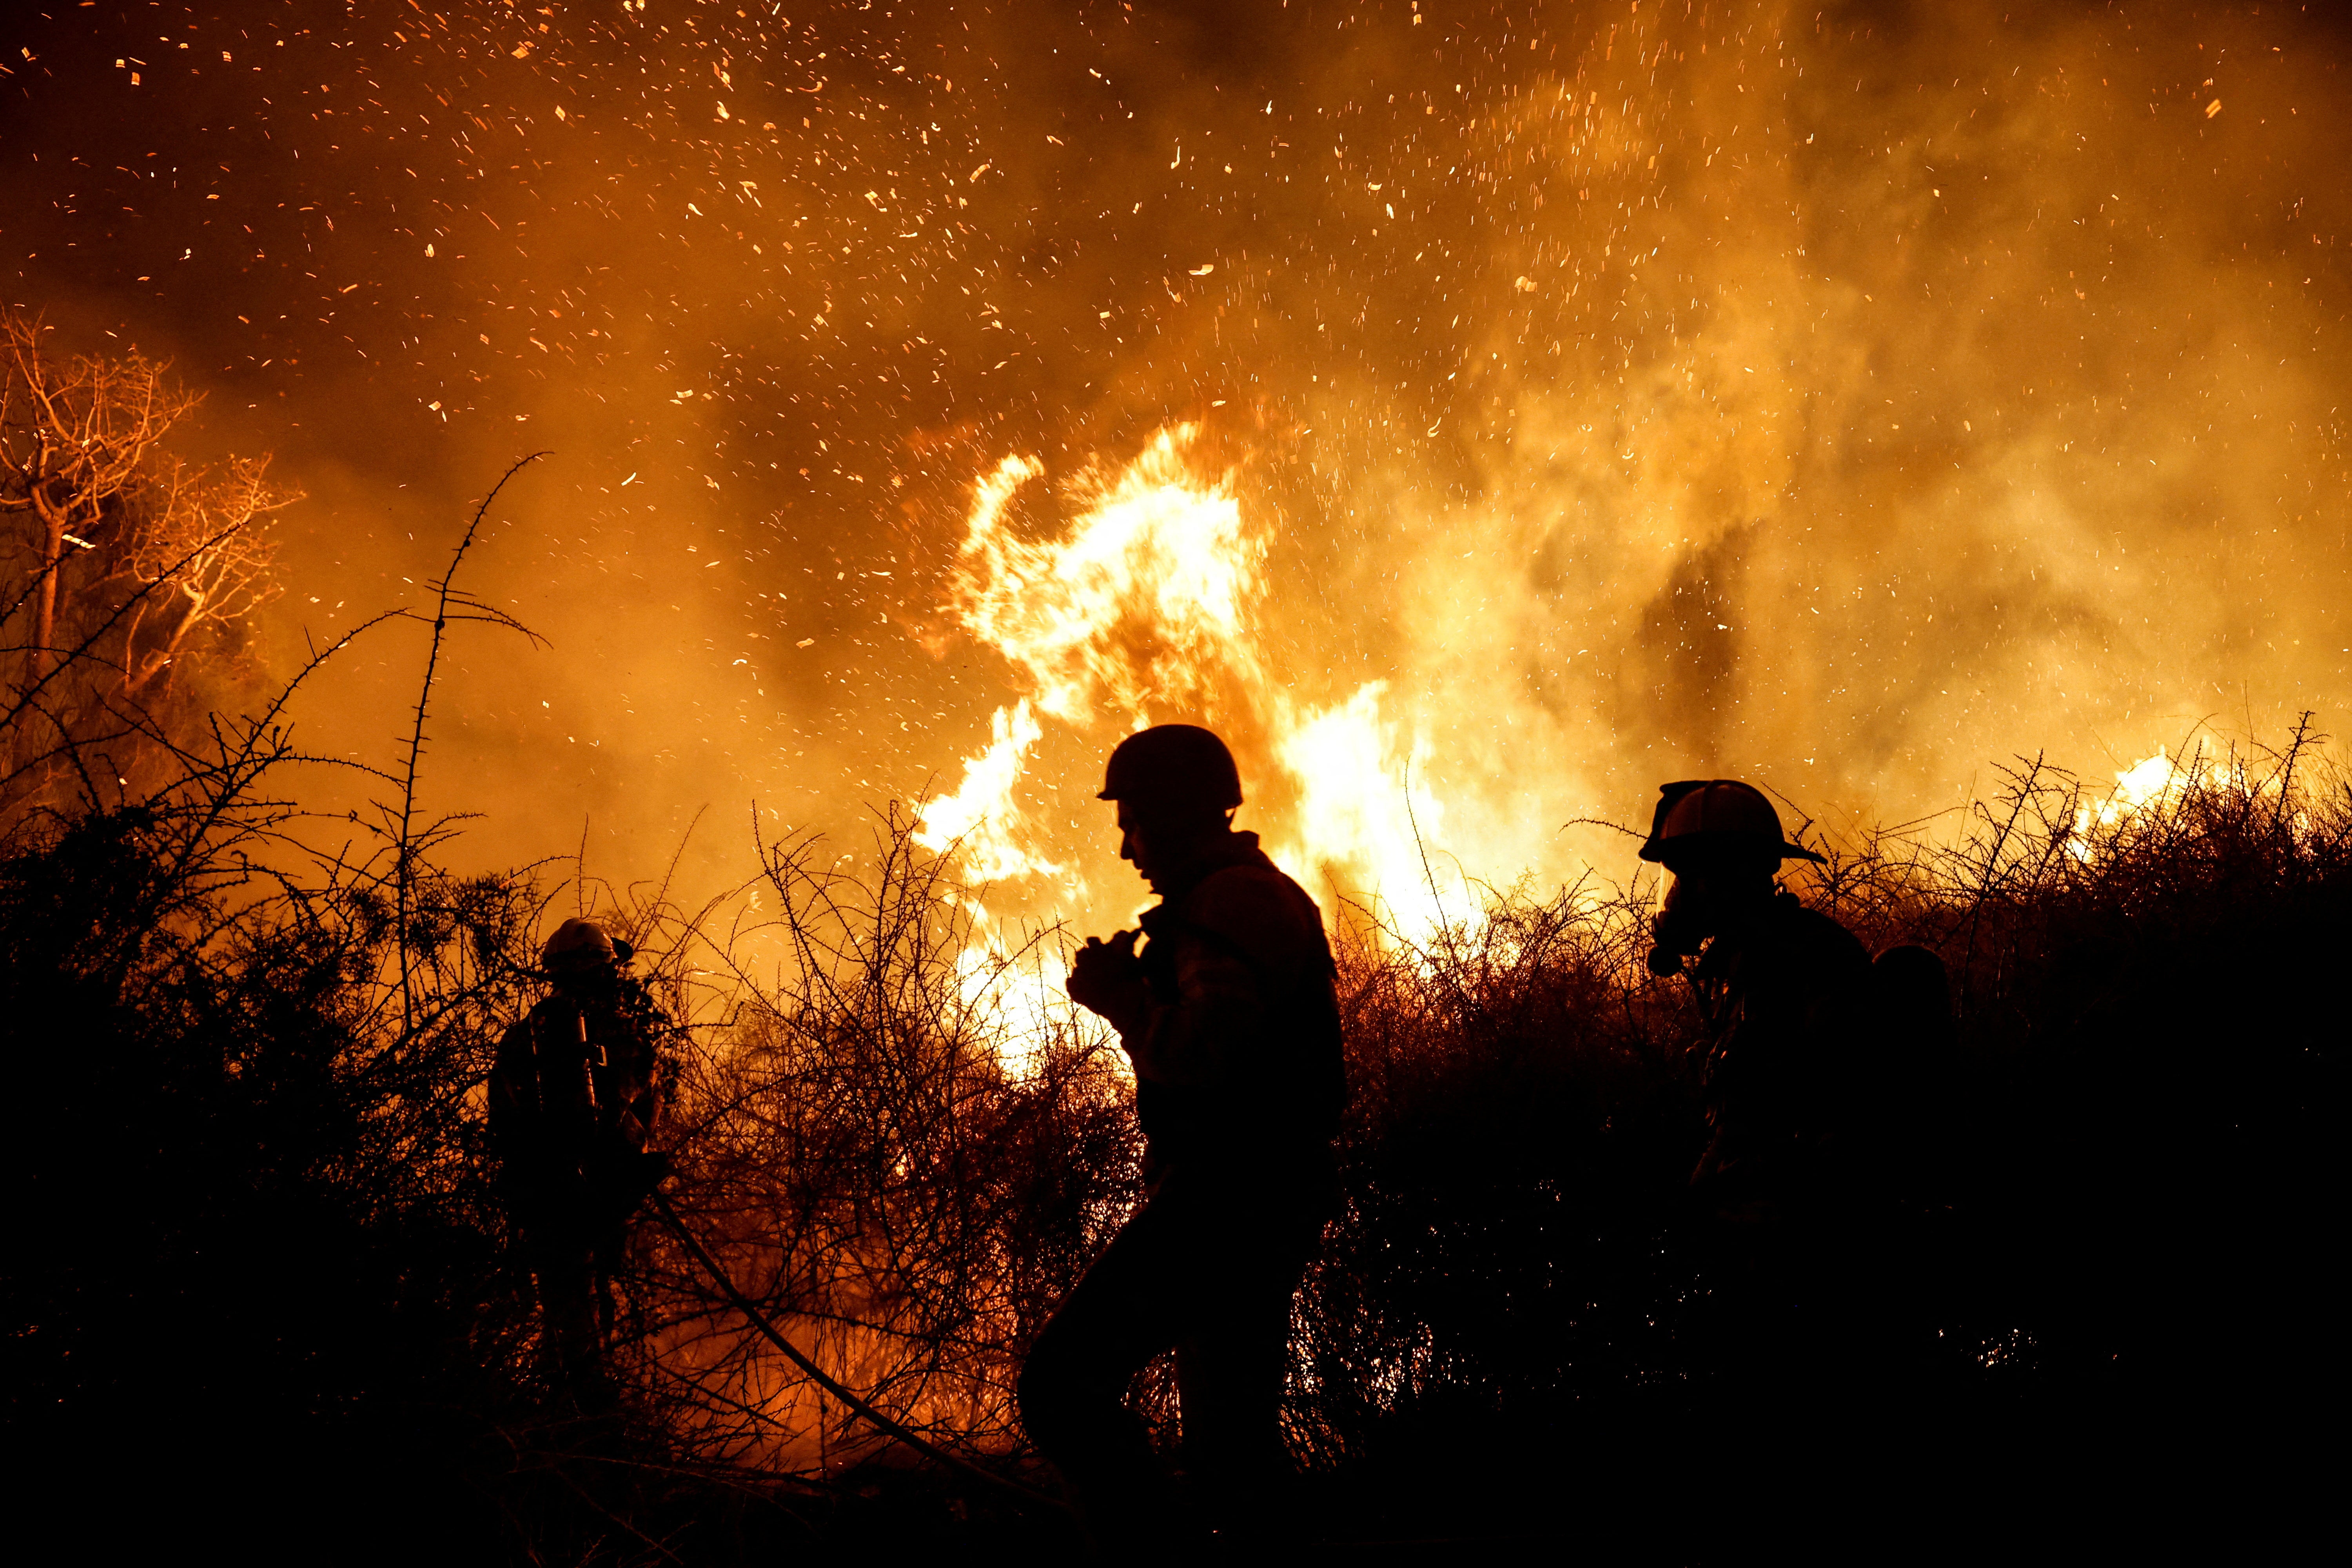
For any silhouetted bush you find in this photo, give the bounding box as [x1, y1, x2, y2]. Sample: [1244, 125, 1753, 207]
[0, 757, 537, 1557]
[1274, 735, 2345, 1540]
[7, 715, 2337, 1561]
[626, 811, 1142, 1477]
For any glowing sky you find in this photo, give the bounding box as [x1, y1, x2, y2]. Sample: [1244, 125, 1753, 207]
[6, 0, 2348, 912]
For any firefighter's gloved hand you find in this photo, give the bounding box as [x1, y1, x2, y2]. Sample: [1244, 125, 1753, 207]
[1068, 929, 1149, 1036]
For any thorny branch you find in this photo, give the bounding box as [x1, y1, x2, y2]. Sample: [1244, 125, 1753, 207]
[393, 452, 549, 1040]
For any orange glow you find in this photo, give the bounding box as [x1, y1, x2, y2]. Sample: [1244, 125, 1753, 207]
[14, 0, 2349, 1486]
[918, 426, 1477, 941]
[2068, 742, 2306, 860]
[7, 0, 2334, 918]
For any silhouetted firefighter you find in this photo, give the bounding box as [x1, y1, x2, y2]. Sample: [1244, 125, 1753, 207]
[490, 918, 670, 1404]
[1644, 780, 1866, 1199]
[1642, 779, 1951, 1405]
[1022, 724, 1345, 1562]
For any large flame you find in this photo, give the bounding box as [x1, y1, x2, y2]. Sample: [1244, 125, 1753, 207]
[13, 0, 2337, 923]
[947, 436, 1266, 726]
[916, 426, 1478, 941]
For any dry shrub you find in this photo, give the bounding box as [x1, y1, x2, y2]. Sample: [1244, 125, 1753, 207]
[616, 730, 2343, 1514]
[11, 646, 2337, 1561]
[0, 713, 551, 1560]
[595, 808, 1140, 1482]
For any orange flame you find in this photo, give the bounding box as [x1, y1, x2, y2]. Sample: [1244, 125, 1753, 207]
[2067, 743, 2290, 860]
[917, 426, 1479, 942]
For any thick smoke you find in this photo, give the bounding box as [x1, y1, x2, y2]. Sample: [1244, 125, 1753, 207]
[3, 0, 2345, 909]
[1222, 0, 2352, 887]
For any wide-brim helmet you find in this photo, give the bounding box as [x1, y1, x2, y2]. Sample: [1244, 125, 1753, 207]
[1098, 723, 1243, 814]
[540, 916, 636, 971]
[1638, 779, 1827, 867]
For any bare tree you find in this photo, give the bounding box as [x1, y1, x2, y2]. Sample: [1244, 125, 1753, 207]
[0, 310, 293, 818]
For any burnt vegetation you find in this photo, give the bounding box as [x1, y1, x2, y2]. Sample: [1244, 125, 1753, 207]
[0, 340, 2330, 1559]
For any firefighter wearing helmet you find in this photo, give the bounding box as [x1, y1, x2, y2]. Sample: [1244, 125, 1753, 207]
[1641, 779, 1870, 1202]
[1641, 780, 1902, 1396]
[1019, 724, 1343, 1559]
[488, 918, 671, 1403]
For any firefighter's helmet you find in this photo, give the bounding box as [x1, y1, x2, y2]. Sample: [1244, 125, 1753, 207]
[541, 917, 635, 971]
[1638, 779, 1826, 868]
[1098, 723, 1243, 814]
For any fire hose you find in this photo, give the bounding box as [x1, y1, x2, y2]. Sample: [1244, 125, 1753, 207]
[646, 1188, 1070, 1515]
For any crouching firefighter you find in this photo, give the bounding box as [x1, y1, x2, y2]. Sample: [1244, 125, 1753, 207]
[489, 918, 671, 1402]
[1020, 725, 1345, 1561]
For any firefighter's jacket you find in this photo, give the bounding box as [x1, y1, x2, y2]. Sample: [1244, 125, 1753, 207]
[489, 980, 663, 1213]
[1128, 833, 1345, 1189]
[1688, 886, 1873, 1205]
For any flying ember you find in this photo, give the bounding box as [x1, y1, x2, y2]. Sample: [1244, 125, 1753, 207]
[1, 0, 2344, 923]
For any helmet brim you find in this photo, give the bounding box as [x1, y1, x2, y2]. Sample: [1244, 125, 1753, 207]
[1641, 830, 1828, 867]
